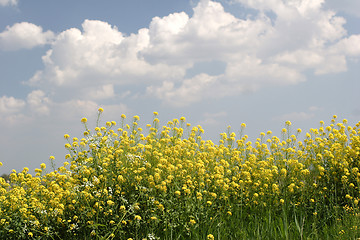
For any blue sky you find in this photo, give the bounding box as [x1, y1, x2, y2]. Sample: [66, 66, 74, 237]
[0, 0, 359, 174]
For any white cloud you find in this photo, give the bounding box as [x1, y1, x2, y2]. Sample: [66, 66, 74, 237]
[143, 0, 270, 64]
[28, 20, 184, 89]
[0, 96, 27, 125]
[0, 96, 25, 114]
[147, 73, 218, 107]
[86, 84, 115, 100]
[0, 22, 54, 51]
[0, 0, 17, 6]
[333, 34, 360, 57]
[21, 0, 360, 108]
[225, 56, 305, 86]
[27, 90, 51, 115]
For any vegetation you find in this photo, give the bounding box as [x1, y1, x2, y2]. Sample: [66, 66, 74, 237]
[1, 108, 360, 239]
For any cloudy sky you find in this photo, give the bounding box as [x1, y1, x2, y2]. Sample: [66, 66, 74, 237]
[0, 0, 359, 174]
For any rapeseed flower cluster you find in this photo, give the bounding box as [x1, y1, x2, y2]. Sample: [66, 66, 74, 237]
[0, 110, 360, 239]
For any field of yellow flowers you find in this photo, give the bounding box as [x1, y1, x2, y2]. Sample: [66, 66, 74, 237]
[1, 108, 360, 239]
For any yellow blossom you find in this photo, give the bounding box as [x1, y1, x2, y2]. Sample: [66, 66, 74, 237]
[207, 234, 215, 240]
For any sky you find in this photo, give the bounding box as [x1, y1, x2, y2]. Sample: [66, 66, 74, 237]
[0, 0, 359, 174]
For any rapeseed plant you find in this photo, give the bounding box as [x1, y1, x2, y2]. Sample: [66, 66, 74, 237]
[0, 109, 360, 239]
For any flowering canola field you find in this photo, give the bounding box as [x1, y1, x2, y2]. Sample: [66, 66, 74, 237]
[1, 109, 360, 239]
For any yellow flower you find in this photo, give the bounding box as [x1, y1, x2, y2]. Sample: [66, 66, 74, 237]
[81, 117, 87, 123]
[158, 204, 164, 211]
[49, 156, 55, 161]
[28, 232, 33, 237]
[64, 134, 70, 139]
[133, 115, 140, 121]
[40, 163, 46, 169]
[189, 219, 196, 225]
[280, 199, 285, 204]
[207, 234, 215, 240]
[153, 112, 159, 116]
[134, 215, 141, 221]
[98, 107, 104, 113]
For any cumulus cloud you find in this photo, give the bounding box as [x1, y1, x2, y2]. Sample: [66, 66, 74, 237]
[146, 73, 218, 107]
[0, 96, 25, 114]
[87, 84, 115, 100]
[0, 96, 27, 125]
[27, 90, 51, 115]
[333, 35, 360, 57]
[0, 0, 17, 6]
[0, 22, 54, 51]
[22, 0, 360, 108]
[28, 20, 184, 90]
